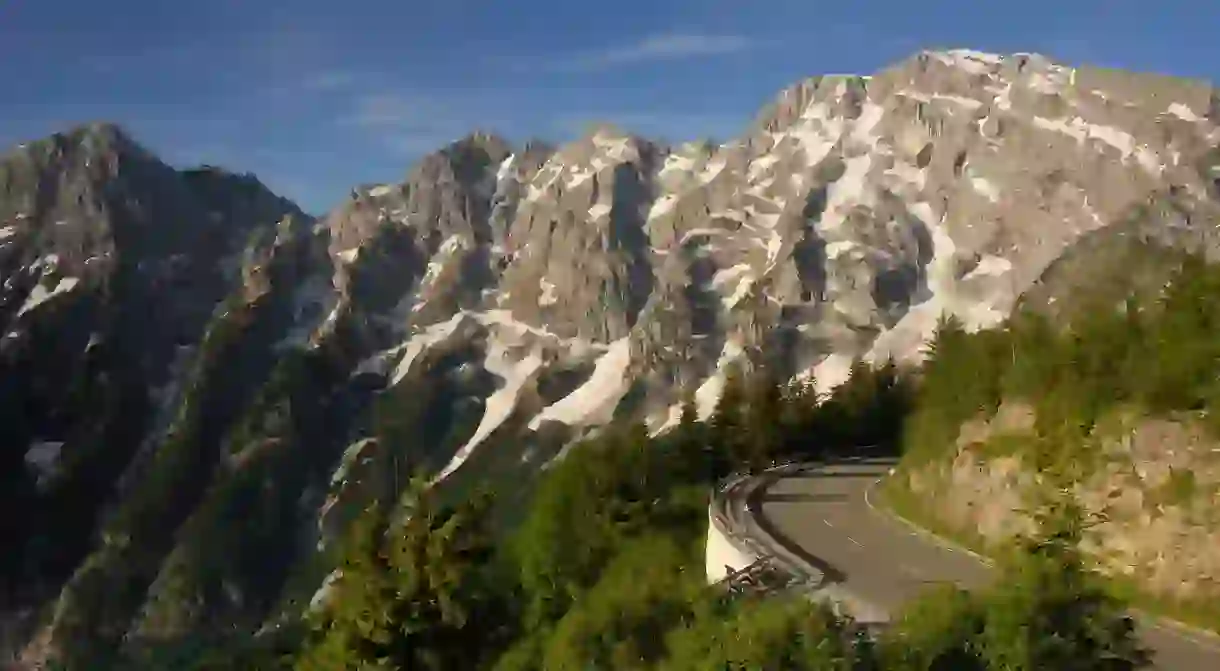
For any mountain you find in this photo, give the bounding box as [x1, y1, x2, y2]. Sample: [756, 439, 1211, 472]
[0, 123, 310, 664]
[3, 49, 1219, 667]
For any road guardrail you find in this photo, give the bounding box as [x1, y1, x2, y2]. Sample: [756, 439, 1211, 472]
[710, 463, 826, 592]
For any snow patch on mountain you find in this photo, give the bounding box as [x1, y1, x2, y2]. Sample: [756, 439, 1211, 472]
[17, 277, 80, 317]
[809, 353, 855, 397]
[1030, 115, 1165, 174]
[528, 337, 634, 428]
[1167, 103, 1203, 122]
[712, 264, 752, 290]
[388, 313, 469, 386]
[864, 202, 960, 364]
[496, 155, 518, 181]
[927, 49, 1004, 75]
[970, 176, 1002, 203]
[309, 570, 342, 612]
[435, 339, 544, 482]
[25, 440, 64, 487]
[539, 276, 558, 306]
[648, 403, 685, 438]
[694, 338, 747, 420]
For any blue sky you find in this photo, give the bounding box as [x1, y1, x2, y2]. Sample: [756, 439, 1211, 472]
[2, 1, 1217, 213]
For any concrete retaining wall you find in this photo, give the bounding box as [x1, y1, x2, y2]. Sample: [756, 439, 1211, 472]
[705, 464, 823, 587]
[703, 459, 905, 626]
[705, 508, 760, 583]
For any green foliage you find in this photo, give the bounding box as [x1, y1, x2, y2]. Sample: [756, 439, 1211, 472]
[294, 475, 510, 671]
[487, 374, 902, 669]
[879, 584, 986, 671]
[1157, 467, 1199, 508]
[807, 357, 912, 455]
[905, 315, 1007, 465]
[538, 535, 699, 670]
[1, 329, 153, 612]
[889, 251, 1220, 651]
[742, 367, 785, 473]
[981, 494, 1149, 671]
[34, 293, 287, 666]
[106, 626, 302, 671]
[660, 597, 860, 671]
[710, 364, 755, 472]
[108, 292, 261, 541]
[904, 253, 1220, 472]
[511, 421, 708, 626]
[134, 348, 347, 640]
[883, 495, 1149, 671]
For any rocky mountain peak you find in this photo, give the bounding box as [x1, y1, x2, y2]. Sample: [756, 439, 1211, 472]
[52, 121, 143, 155]
[1, 121, 144, 197]
[316, 46, 1220, 418]
[0, 115, 305, 359]
[430, 131, 512, 182]
[457, 129, 512, 155]
[754, 74, 871, 136]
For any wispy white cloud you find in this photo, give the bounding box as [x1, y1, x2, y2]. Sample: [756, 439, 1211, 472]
[337, 93, 514, 155]
[339, 94, 445, 128]
[556, 32, 762, 71]
[263, 70, 359, 99]
[299, 70, 357, 92]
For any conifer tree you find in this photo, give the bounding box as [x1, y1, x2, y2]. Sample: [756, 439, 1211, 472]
[981, 491, 1149, 671]
[670, 391, 718, 482]
[711, 363, 751, 473]
[744, 365, 785, 472]
[294, 475, 503, 671]
[880, 584, 986, 671]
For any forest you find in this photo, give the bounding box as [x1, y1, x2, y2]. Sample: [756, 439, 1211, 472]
[906, 253, 1220, 479]
[106, 361, 1141, 669]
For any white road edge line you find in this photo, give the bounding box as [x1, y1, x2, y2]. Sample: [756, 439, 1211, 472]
[863, 470, 1220, 653]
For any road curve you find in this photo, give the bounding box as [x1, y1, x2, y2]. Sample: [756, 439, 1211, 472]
[744, 459, 1220, 671]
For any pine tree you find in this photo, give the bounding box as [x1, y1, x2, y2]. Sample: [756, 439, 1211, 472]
[906, 314, 1005, 464]
[294, 499, 394, 671]
[981, 491, 1150, 671]
[711, 363, 751, 473]
[670, 392, 716, 482]
[869, 357, 910, 452]
[294, 475, 504, 671]
[880, 584, 987, 671]
[744, 366, 785, 472]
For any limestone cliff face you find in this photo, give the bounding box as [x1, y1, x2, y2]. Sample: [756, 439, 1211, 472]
[301, 49, 1220, 442]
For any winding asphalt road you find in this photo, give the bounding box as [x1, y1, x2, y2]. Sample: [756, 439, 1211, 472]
[753, 458, 1220, 671]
